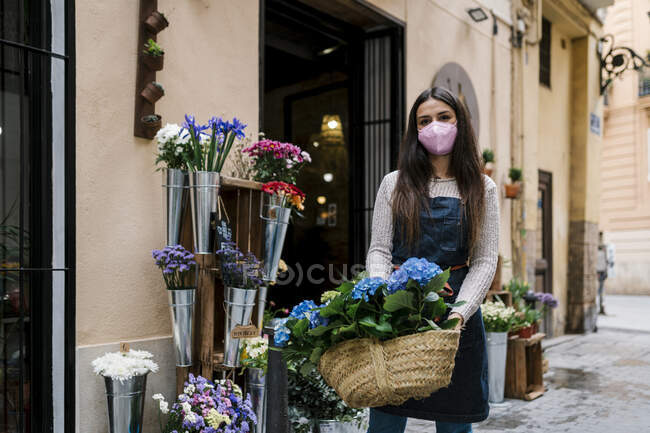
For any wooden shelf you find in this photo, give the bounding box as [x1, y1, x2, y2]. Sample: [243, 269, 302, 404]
[505, 333, 546, 401]
[220, 175, 263, 191]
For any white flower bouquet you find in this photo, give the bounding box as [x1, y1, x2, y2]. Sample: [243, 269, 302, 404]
[482, 301, 517, 333]
[91, 349, 159, 381]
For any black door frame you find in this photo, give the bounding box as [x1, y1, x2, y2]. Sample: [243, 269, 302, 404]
[0, 0, 76, 430]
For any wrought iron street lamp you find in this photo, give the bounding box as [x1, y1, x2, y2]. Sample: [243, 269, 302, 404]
[598, 34, 649, 95]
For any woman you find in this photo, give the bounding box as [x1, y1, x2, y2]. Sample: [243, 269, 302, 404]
[365, 87, 499, 433]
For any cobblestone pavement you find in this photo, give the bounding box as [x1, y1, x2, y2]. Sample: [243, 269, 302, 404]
[405, 296, 650, 433]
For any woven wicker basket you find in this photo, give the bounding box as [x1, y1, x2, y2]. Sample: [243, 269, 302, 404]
[318, 330, 461, 408]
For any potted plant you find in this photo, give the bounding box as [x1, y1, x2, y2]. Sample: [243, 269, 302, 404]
[241, 336, 269, 431]
[141, 114, 162, 139]
[142, 38, 164, 71]
[144, 10, 169, 34]
[276, 257, 466, 408]
[482, 148, 495, 177]
[217, 241, 264, 367]
[242, 138, 311, 184]
[482, 300, 516, 403]
[152, 245, 196, 366]
[505, 167, 522, 198]
[152, 375, 257, 432]
[288, 358, 368, 433]
[504, 277, 530, 311]
[92, 349, 159, 433]
[182, 114, 248, 254]
[155, 123, 190, 245]
[141, 81, 165, 103]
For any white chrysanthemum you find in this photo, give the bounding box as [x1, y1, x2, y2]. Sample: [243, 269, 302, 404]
[159, 400, 169, 414]
[181, 401, 192, 414]
[152, 393, 165, 401]
[91, 350, 158, 381]
[184, 384, 196, 395]
[185, 411, 198, 423]
[175, 145, 184, 155]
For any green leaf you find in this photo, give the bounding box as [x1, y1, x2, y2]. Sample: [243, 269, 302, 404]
[446, 301, 466, 308]
[431, 297, 449, 319]
[319, 295, 346, 318]
[346, 302, 360, 319]
[339, 323, 357, 335]
[337, 281, 354, 295]
[376, 320, 393, 333]
[406, 279, 419, 289]
[423, 291, 440, 303]
[307, 323, 340, 337]
[424, 318, 441, 330]
[425, 268, 450, 292]
[407, 313, 421, 322]
[440, 318, 460, 330]
[383, 291, 417, 312]
[309, 347, 323, 364]
[359, 315, 378, 329]
[299, 361, 316, 376]
[292, 318, 309, 338]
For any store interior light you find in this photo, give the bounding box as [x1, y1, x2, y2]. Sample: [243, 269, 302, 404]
[323, 173, 333, 183]
[313, 141, 319, 147]
[328, 119, 338, 129]
[317, 196, 327, 205]
[467, 7, 488, 23]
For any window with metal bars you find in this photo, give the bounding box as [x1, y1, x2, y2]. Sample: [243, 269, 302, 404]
[539, 17, 551, 88]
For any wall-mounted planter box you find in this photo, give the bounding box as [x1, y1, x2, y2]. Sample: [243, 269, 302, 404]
[141, 114, 162, 139]
[505, 183, 521, 199]
[144, 10, 169, 33]
[141, 82, 164, 103]
[134, 0, 168, 139]
[142, 52, 164, 71]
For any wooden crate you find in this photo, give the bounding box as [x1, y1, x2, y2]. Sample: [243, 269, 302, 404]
[485, 290, 512, 306]
[504, 333, 546, 401]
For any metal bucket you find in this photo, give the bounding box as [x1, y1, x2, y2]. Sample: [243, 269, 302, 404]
[223, 286, 257, 367]
[103, 374, 148, 433]
[257, 285, 268, 329]
[261, 202, 291, 283]
[168, 288, 196, 367]
[247, 367, 267, 433]
[163, 168, 188, 246]
[189, 171, 220, 254]
[486, 331, 508, 403]
[315, 419, 367, 433]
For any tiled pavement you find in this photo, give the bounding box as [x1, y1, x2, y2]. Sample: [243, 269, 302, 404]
[405, 295, 650, 432]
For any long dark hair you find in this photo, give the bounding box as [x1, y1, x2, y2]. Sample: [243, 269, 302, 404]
[391, 87, 485, 253]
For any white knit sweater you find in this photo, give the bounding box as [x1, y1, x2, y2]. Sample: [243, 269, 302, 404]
[366, 171, 499, 322]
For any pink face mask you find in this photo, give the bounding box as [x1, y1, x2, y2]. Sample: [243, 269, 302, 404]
[418, 121, 457, 155]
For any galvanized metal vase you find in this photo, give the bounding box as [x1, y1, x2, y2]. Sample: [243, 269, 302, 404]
[189, 171, 221, 254]
[247, 367, 267, 433]
[103, 373, 148, 433]
[315, 419, 367, 433]
[486, 331, 508, 403]
[257, 284, 268, 329]
[163, 168, 188, 246]
[168, 287, 196, 367]
[260, 201, 291, 283]
[223, 286, 257, 367]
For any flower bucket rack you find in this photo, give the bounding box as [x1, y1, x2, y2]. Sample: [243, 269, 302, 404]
[504, 332, 546, 401]
[174, 175, 265, 393]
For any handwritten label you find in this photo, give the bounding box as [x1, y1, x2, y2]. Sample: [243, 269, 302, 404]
[120, 342, 130, 353]
[230, 325, 259, 339]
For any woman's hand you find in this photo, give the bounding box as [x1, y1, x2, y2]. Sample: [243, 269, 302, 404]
[448, 313, 464, 330]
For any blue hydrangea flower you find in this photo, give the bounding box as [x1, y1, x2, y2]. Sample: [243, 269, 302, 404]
[351, 277, 386, 302]
[289, 300, 318, 320]
[387, 267, 409, 294]
[274, 318, 290, 347]
[400, 257, 442, 286]
[308, 306, 329, 329]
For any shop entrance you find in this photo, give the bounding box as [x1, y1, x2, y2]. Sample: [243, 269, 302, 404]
[261, 0, 404, 306]
[536, 170, 553, 336]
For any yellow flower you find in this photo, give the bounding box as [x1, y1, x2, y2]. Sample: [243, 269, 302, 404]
[206, 408, 232, 427]
[278, 259, 288, 273]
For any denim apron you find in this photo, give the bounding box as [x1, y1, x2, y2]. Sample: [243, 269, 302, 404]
[377, 196, 490, 423]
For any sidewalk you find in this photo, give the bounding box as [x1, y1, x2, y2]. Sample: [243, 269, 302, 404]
[405, 296, 650, 432]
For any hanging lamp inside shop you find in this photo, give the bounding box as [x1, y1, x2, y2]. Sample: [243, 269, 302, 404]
[320, 114, 343, 144]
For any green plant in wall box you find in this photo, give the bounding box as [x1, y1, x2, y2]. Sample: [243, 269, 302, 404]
[143, 38, 164, 56]
[509, 167, 522, 182]
[482, 148, 495, 164]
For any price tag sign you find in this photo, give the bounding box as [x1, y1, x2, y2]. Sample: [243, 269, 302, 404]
[120, 342, 130, 353]
[319, 423, 336, 433]
[230, 325, 259, 339]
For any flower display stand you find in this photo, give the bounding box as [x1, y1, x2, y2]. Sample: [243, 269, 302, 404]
[176, 175, 264, 394]
[504, 332, 546, 401]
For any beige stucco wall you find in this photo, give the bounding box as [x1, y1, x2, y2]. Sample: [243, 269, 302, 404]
[537, 21, 572, 334]
[403, 0, 514, 276]
[75, 0, 259, 347]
